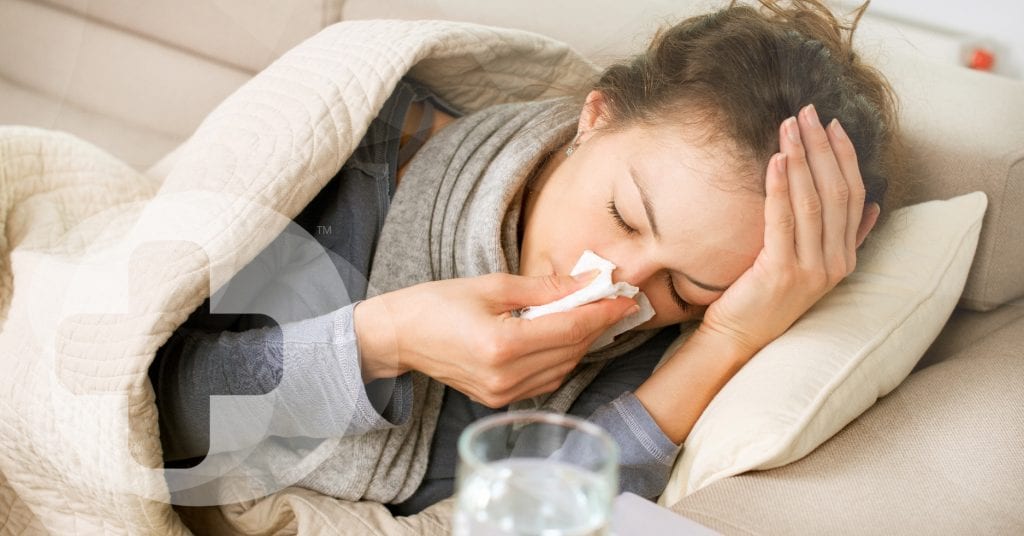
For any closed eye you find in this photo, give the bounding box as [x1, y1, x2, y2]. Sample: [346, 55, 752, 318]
[664, 272, 695, 312]
[607, 200, 638, 235]
[608, 198, 697, 314]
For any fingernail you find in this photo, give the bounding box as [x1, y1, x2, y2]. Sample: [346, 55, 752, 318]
[624, 304, 641, 318]
[573, 269, 600, 282]
[784, 117, 799, 143]
[776, 152, 787, 173]
[803, 104, 821, 127]
[829, 118, 848, 141]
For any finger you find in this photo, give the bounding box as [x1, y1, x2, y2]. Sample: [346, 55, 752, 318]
[503, 320, 616, 400]
[505, 352, 580, 401]
[465, 342, 585, 407]
[825, 118, 867, 259]
[487, 271, 600, 310]
[517, 377, 568, 402]
[764, 152, 796, 261]
[505, 296, 638, 354]
[798, 104, 851, 274]
[477, 308, 620, 404]
[780, 115, 823, 266]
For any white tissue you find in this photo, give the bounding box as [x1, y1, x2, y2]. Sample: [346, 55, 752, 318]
[520, 250, 656, 350]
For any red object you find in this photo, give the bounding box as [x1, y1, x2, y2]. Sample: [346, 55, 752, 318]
[968, 47, 996, 71]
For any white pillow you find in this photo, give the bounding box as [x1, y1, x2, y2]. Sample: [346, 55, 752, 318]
[657, 191, 988, 506]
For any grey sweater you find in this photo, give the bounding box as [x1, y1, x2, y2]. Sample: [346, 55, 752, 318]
[150, 78, 682, 511]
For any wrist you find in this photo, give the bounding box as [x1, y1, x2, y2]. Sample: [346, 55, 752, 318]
[694, 321, 763, 365]
[633, 324, 761, 444]
[353, 296, 405, 382]
[634, 325, 757, 446]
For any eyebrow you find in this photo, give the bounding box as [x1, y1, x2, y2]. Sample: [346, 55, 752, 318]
[628, 163, 731, 294]
[628, 163, 661, 240]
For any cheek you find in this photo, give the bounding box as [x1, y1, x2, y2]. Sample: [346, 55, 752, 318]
[547, 201, 621, 271]
[521, 196, 600, 276]
[527, 159, 629, 275]
[641, 284, 679, 324]
[636, 281, 703, 328]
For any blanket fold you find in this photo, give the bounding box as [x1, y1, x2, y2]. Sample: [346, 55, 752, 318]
[0, 18, 607, 535]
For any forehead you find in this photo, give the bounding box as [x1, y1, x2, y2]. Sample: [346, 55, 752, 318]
[616, 124, 765, 266]
[628, 121, 749, 183]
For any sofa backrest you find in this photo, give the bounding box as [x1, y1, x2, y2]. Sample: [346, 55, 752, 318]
[34, 0, 344, 73]
[343, 0, 712, 68]
[0, 0, 343, 168]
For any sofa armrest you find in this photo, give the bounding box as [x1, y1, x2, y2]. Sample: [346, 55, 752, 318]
[667, 314, 1024, 534]
[869, 50, 1024, 311]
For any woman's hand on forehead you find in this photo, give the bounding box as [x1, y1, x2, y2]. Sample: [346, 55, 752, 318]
[695, 103, 871, 356]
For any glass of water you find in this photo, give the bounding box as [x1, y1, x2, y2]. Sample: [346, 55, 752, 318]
[452, 411, 619, 536]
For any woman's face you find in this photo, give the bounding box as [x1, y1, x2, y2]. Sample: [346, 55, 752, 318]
[519, 93, 766, 329]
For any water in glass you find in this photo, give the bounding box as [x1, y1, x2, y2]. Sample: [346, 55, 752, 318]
[453, 458, 612, 536]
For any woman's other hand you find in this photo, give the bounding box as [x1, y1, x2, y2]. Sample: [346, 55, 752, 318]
[353, 272, 639, 407]
[698, 104, 880, 357]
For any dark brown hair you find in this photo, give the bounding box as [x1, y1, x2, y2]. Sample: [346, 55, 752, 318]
[585, 0, 905, 230]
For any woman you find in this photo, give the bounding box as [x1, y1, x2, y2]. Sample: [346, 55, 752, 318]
[150, 0, 898, 514]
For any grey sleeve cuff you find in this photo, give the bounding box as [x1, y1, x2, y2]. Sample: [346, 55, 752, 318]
[588, 391, 682, 499]
[328, 302, 413, 433]
[155, 301, 416, 461]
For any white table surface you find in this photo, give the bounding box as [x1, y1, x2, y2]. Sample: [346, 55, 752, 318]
[612, 492, 719, 535]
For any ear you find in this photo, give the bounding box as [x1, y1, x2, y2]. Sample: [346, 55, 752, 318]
[577, 90, 612, 142]
[855, 202, 881, 249]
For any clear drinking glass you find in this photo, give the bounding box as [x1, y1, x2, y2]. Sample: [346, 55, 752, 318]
[452, 411, 619, 536]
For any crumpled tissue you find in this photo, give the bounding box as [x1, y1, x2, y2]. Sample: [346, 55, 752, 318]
[520, 250, 656, 350]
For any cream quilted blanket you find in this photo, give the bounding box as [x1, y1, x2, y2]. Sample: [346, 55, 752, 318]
[0, 19, 598, 535]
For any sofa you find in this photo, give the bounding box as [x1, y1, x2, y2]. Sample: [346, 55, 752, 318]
[2, 0, 1021, 534]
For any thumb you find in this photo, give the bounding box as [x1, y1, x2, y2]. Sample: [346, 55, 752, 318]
[497, 270, 601, 308]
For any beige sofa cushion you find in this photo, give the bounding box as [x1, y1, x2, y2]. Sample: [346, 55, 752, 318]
[668, 314, 1024, 534]
[917, 294, 1024, 371]
[0, 0, 253, 168]
[34, 0, 344, 73]
[0, 76, 182, 170]
[1, 0, 345, 170]
[341, 0, 707, 68]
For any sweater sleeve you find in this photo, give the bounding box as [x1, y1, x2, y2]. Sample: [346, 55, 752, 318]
[583, 391, 681, 499]
[153, 302, 413, 462]
[565, 328, 682, 500]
